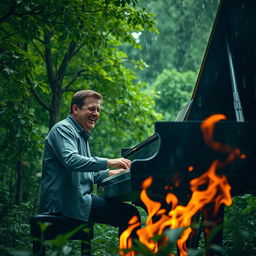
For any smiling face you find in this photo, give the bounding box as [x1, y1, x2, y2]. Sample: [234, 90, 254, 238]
[72, 96, 101, 130]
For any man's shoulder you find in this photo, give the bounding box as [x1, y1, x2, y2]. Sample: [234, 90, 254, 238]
[52, 118, 73, 130]
[48, 118, 77, 137]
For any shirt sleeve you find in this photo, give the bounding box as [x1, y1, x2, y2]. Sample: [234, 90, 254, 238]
[46, 124, 108, 172]
[92, 169, 110, 184]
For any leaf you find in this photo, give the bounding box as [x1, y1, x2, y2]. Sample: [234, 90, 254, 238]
[62, 245, 72, 255]
[39, 222, 52, 233]
[49, 224, 86, 247]
[3, 67, 16, 75]
[165, 227, 187, 245]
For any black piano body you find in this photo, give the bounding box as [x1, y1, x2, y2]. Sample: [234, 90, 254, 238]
[98, 121, 256, 204]
[98, 0, 256, 203]
[98, 1, 256, 253]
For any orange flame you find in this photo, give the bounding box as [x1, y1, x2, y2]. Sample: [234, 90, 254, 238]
[119, 216, 141, 256]
[119, 114, 242, 256]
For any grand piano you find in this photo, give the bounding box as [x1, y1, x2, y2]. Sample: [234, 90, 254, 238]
[99, 0, 256, 201]
[98, 0, 256, 253]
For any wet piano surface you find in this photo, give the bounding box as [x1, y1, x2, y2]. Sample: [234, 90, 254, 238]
[98, 0, 256, 204]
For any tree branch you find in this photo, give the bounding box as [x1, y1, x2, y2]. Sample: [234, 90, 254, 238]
[35, 36, 45, 44]
[31, 41, 44, 59]
[63, 68, 88, 92]
[56, 41, 76, 85]
[54, 52, 59, 74]
[26, 77, 51, 111]
[0, 30, 21, 41]
[44, 30, 55, 89]
[72, 42, 86, 57]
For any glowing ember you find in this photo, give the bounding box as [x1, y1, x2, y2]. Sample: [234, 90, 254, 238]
[119, 114, 242, 256]
[187, 166, 194, 172]
[240, 154, 246, 159]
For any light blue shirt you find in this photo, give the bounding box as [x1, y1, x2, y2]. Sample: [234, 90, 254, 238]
[39, 115, 109, 221]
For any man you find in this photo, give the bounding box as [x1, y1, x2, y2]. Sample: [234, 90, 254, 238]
[39, 90, 140, 237]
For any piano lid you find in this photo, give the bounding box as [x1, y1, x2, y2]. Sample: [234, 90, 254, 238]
[186, 0, 256, 121]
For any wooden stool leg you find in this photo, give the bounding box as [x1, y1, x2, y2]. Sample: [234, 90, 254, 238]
[81, 240, 91, 256]
[33, 240, 46, 256]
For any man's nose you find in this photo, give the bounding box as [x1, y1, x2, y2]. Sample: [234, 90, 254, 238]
[92, 110, 99, 115]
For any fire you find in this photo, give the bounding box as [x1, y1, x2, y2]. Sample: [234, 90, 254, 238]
[119, 114, 242, 256]
[119, 216, 141, 256]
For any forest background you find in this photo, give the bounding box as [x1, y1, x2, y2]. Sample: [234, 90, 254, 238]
[0, 0, 255, 255]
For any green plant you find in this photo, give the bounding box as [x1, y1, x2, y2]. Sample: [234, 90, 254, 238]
[0, 188, 33, 253]
[223, 194, 256, 255]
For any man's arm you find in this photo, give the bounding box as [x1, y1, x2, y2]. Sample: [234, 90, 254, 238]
[48, 124, 131, 173]
[47, 125, 108, 172]
[93, 159, 131, 184]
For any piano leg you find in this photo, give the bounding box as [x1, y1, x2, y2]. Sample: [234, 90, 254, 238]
[202, 203, 224, 256]
[186, 212, 203, 249]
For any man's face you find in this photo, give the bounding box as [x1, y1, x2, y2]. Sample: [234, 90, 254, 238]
[72, 96, 101, 130]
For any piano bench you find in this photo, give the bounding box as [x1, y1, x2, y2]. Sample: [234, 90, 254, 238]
[30, 214, 93, 256]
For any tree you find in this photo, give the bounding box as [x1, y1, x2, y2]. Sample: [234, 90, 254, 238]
[21, 0, 158, 129]
[0, 4, 43, 204]
[123, 0, 220, 83]
[152, 68, 197, 121]
[0, 0, 162, 205]
[0, 0, 161, 251]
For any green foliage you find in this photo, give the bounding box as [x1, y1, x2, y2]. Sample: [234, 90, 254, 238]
[0, 0, 161, 254]
[124, 0, 220, 83]
[92, 224, 119, 255]
[1, 1, 256, 255]
[0, 73, 44, 203]
[0, 188, 33, 253]
[223, 194, 256, 256]
[152, 69, 197, 121]
[0, 0, 161, 189]
[18, 0, 159, 127]
[0, 2, 45, 206]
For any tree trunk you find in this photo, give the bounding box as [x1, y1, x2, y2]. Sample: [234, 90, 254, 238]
[49, 83, 62, 129]
[15, 160, 23, 205]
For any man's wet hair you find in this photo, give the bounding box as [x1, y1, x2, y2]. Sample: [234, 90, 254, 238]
[70, 90, 102, 113]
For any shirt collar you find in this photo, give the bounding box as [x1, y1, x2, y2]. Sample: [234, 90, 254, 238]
[67, 115, 91, 140]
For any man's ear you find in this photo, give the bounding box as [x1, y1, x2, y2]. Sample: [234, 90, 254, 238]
[72, 104, 79, 115]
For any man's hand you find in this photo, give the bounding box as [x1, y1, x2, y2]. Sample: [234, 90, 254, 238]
[108, 168, 125, 176]
[107, 157, 131, 169]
